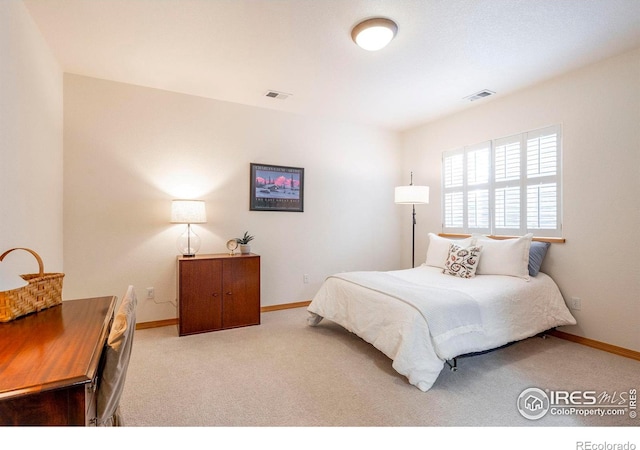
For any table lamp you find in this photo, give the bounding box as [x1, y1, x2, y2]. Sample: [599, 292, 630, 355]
[171, 200, 207, 257]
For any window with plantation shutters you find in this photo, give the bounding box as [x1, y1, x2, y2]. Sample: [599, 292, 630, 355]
[441, 125, 562, 237]
[443, 151, 464, 229]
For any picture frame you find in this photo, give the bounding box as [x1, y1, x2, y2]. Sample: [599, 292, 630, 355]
[250, 163, 304, 212]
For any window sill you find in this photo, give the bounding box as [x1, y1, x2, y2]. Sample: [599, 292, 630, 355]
[438, 233, 565, 244]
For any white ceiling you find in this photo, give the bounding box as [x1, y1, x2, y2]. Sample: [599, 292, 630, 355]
[24, 0, 640, 131]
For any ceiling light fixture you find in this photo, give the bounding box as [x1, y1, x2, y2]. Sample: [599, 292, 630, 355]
[351, 18, 398, 51]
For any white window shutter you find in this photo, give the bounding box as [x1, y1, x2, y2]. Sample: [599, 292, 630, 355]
[441, 125, 562, 237]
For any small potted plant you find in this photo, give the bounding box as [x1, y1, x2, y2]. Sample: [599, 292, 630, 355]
[236, 231, 254, 254]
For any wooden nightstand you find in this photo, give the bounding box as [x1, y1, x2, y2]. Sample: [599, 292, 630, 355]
[177, 253, 260, 336]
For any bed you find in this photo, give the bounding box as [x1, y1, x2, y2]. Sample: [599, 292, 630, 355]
[307, 233, 577, 392]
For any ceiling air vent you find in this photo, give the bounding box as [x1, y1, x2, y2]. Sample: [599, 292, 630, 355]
[464, 89, 495, 102]
[264, 90, 291, 100]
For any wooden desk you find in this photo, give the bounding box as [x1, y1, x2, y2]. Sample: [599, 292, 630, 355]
[0, 296, 116, 426]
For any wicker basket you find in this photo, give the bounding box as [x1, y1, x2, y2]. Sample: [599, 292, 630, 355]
[0, 248, 64, 322]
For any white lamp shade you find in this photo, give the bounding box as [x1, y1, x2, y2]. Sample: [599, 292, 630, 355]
[171, 200, 207, 224]
[0, 265, 28, 292]
[352, 18, 398, 51]
[395, 185, 430, 204]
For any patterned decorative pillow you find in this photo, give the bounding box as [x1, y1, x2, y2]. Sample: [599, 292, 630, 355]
[443, 244, 482, 278]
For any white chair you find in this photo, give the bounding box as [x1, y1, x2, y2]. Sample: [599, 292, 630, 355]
[97, 285, 137, 426]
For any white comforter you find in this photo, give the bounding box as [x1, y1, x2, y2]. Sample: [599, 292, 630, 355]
[307, 265, 577, 392]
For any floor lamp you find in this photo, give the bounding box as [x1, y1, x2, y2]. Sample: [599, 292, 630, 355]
[395, 172, 429, 268]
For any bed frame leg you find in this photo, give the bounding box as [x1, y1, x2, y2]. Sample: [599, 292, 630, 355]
[307, 312, 324, 326]
[446, 358, 458, 372]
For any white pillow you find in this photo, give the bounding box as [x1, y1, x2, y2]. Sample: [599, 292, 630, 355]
[425, 233, 475, 269]
[474, 233, 533, 280]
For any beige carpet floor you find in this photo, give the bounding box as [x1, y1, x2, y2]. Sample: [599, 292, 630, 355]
[120, 306, 639, 430]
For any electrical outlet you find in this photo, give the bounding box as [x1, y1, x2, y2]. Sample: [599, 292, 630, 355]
[146, 287, 155, 299]
[303, 274, 309, 284]
[570, 297, 581, 311]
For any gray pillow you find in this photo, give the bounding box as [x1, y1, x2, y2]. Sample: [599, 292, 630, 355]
[528, 241, 550, 276]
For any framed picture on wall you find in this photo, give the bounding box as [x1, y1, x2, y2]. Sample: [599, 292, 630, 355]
[250, 163, 304, 212]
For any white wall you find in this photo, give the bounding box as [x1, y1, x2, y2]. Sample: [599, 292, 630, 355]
[0, 1, 63, 275]
[401, 48, 640, 352]
[63, 75, 402, 323]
